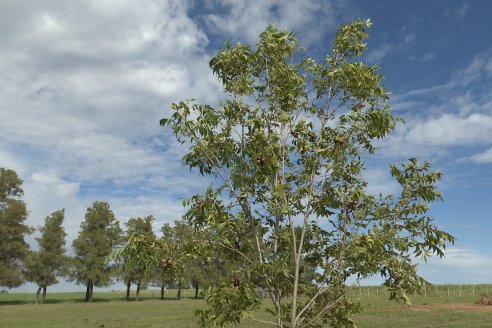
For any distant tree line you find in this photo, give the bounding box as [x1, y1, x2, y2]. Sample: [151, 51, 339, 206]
[0, 167, 231, 303]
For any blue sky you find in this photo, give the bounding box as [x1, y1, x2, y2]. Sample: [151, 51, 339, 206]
[1, 0, 491, 292]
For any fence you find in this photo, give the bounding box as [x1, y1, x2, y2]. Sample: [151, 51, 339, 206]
[151, 285, 492, 299]
[145, 288, 197, 299]
[349, 284, 492, 298]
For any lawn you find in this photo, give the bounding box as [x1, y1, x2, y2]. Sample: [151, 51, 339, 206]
[1, 287, 491, 327]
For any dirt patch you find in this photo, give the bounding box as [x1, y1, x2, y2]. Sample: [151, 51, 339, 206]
[388, 303, 492, 313]
[475, 295, 492, 305]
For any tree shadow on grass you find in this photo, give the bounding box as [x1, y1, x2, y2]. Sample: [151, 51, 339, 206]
[0, 300, 29, 305]
[72, 298, 113, 303]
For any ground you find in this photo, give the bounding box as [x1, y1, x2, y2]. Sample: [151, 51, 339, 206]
[1, 288, 491, 327]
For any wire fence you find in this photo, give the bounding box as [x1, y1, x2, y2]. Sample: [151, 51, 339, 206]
[349, 284, 492, 298]
[151, 285, 492, 299]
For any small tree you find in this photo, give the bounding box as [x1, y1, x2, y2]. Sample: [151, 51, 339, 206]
[151, 266, 175, 300]
[26, 209, 68, 303]
[161, 221, 194, 300]
[110, 226, 180, 300]
[161, 20, 455, 327]
[0, 168, 32, 288]
[72, 201, 122, 302]
[122, 215, 156, 301]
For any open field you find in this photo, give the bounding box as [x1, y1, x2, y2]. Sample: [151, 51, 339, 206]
[1, 287, 492, 327]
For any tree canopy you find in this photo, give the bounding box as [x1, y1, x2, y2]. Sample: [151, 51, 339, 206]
[121, 215, 156, 301]
[0, 168, 31, 288]
[72, 201, 123, 302]
[26, 209, 67, 303]
[161, 19, 455, 327]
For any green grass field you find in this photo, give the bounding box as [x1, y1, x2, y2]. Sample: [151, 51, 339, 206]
[1, 287, 491, 327]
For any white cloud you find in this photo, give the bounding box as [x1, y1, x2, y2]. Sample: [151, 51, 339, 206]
[457, 2, 470, 19]
[404, 33, 416, 45]
[419, 52, 435, 62]
[368, 43, 392, 63]
[0, 0, 223, 250]
[378, 50, 492, 160]
[368, 33, 418, 64]
[405, 113, 492, 147]
[419, 247, 492, 284]
[363, 167, 400, 196]
[400, 51, 492, 99]
[202, 0, 346, 45]
[361, 247, 492, 285]
[376, 112, 492, 161]
[31, 172, 80, 198]
[0, 0, 336, 214]
[470, 148, 492, 164]
[452, 51, 492, 86]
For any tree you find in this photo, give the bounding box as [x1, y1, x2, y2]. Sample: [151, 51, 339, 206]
[0, 168, 32, 288]
[122, 215, 156, 301]
[110, 223, 180, 300]
[72, 201, 122, 302]
[110, 219, 191, 301]
[161, 20, 455, 327]
[150, 265, 175, 300]
[161, 220, 195, 300]
[162, 220, 229, 299]
[26, 209, 68, 303]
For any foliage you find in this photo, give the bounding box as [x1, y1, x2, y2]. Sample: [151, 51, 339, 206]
[113, 218, 223, 300]
[162, 220, 232, 299]
[160, 220, 204, 299]
[161, 19, 455, 327]
[0, 168, 32, 288]
[71, 201, 123, 302]
[26, 209, 68, 303]
[115, 215, 156, 300]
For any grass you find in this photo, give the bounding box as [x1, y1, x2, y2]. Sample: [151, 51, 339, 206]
[1, 288, 492, 327]
[355, 295, 492, 328]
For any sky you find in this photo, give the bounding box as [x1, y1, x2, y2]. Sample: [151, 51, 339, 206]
[1, 0, 491, 292]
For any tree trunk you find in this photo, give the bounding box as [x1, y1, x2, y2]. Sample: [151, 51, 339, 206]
[125, 281, 131, 301]
[136, 281, 141, 301]
[36, 286, 42, 304]
[41, 286, 47, 303]
[85, 281, 90, 302]
[194, 284, 199, 299]
[160, 285, 165, 300]
[85, 280, 94, 303]
[177, 280, 182, 300]
[89, 282, 94, 302]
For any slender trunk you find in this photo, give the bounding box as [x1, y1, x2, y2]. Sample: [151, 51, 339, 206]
[87, 281, 94, 303]
[42, 286, 47, 303]
[177, 280, 182, 300]
[125, 281, 131, 301]
[194, 284, 199, 299]
[291, 256, 300, 327]
[160, 285, 165, 300]
[36, 286, 42, 304]
[85, 281, 91, 302]
[136, 281, 141, 301]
